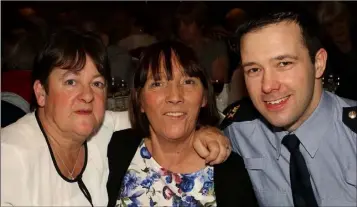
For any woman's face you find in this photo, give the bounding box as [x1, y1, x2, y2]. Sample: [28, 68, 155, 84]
[140, 54, 207, 142]
[35, 55, 107, 138]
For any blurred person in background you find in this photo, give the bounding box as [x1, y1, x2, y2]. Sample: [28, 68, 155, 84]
[118, 10, 157, 55]
[317, 1, 357, 100]
[175, 2, 230, 113]
[175, 2, 229, 84]
[2, 27, 44, 127]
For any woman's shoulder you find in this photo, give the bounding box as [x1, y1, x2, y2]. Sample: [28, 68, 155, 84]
[1, 112, 45, 149]
[108, 128, 143, 159]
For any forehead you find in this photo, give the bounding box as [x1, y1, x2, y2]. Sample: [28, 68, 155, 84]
[240, 21, 306, 62]
[51, 56, 100, 77]
[147, 52, 186, 78]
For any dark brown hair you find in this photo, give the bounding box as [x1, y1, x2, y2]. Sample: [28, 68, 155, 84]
[129, 40, 219, 137]
[31, 28, 110, 110]
[236, 11, 323, 63]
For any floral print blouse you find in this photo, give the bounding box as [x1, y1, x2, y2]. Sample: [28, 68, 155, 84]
[116, 140, 217, 207]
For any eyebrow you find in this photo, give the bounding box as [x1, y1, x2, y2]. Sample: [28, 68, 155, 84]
[61, 70, 104, 79]
[241, 54, 299, 68]
[270, 54, 298, 61]
[241, 62, 258, 68]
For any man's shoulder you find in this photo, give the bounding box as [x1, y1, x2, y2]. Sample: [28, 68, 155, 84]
[328, 92, 357, 134]
[220, 97, 260, 130]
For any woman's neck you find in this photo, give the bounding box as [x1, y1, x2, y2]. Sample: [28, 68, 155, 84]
[38, 109, 84, 151]
[144, 131, 206, 173]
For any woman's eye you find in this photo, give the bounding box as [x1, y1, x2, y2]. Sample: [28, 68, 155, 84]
[184, 79, 196, 85]
[65, 79, 76, 86]
[150, 81, 162, 88]
[93, 81, 105, 88]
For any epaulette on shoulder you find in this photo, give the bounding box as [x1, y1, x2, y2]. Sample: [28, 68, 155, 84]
[342, 106, 357, 134]
[219, 97, 259, 130]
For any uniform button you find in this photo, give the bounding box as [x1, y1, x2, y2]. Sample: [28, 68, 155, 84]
[348, 110, 356, 119]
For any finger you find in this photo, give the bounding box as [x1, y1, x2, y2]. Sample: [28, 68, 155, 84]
[209, 140, 227, 165]
[205, 142, 220, 164]
[193, 138, 210, 159]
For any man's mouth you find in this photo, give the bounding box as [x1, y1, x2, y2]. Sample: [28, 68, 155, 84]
[265, 96, 290, 105]
[264, 95, 291, 111]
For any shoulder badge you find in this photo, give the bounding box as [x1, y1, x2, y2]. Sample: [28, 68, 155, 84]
[342, 106, 357, 134]
[219, 97, 259, 130]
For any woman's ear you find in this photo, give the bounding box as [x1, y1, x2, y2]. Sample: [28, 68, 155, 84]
[33, 80, 46, 107]
[201, 92, 208, 108]
[314, 48, 328, 79]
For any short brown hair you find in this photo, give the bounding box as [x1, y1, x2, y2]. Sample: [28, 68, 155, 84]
[129, 40, 219, 137]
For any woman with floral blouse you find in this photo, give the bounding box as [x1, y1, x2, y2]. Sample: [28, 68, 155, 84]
[106, 41, 258, 207]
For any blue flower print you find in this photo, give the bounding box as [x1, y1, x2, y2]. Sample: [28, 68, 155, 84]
[199, 181, 213, 196]
[172, 195, 201, 207]
[151, 171, 160, 180]
[183, 196, 201, 207]
[140, 147, 151, 159]
[165, 174, 172, 184]
[207, 168, 214, 181]
[149, 197, 156, 207]
[128, 190, 145, 207]
[178, 176, 195, 193]
[141, 178, 154, 189]
[128, 203, 138, 207]
[121, 170, 140, 197]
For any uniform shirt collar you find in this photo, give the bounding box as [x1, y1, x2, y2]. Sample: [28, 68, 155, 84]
[271, 91, 333, 159]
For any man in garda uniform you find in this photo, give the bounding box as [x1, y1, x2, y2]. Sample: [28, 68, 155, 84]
[221, 11, 357, 206]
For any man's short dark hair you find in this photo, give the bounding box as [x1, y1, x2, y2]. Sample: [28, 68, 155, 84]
[129, 40, 220, 138]
[236, 11, 323, 63]
[31, 28, 110, 110]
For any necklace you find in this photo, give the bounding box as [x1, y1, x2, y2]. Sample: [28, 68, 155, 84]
[48, 136, 82, 180]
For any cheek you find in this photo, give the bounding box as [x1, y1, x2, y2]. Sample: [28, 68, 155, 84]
[141, 92, 164, 113]
[245, 77, 260, 98]
[93, 91, 106, 114]
[49, 90, 75, 109]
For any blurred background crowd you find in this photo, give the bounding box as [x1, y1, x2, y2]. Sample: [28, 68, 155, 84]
[2, 1, 357, 127]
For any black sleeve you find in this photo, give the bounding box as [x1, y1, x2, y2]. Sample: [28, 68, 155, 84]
[214, 152, 259, 207]
[106, 129, 143, 207]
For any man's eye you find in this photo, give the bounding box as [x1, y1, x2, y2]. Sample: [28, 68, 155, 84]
[278, 62, 292, 67]
[65, 79, 76, 86]
[93, 81, 105, 88]
[247, 68, 260, 74]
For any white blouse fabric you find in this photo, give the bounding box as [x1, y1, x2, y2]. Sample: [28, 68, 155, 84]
[1, 111, 131, 206]
[116, 140, 216, 207]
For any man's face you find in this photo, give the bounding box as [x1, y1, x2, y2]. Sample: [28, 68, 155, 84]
[240, 21, 326, 131]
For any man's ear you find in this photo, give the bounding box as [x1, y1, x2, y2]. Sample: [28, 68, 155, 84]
[314, 48, 328, 79]
[33, 80, 47, 107]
